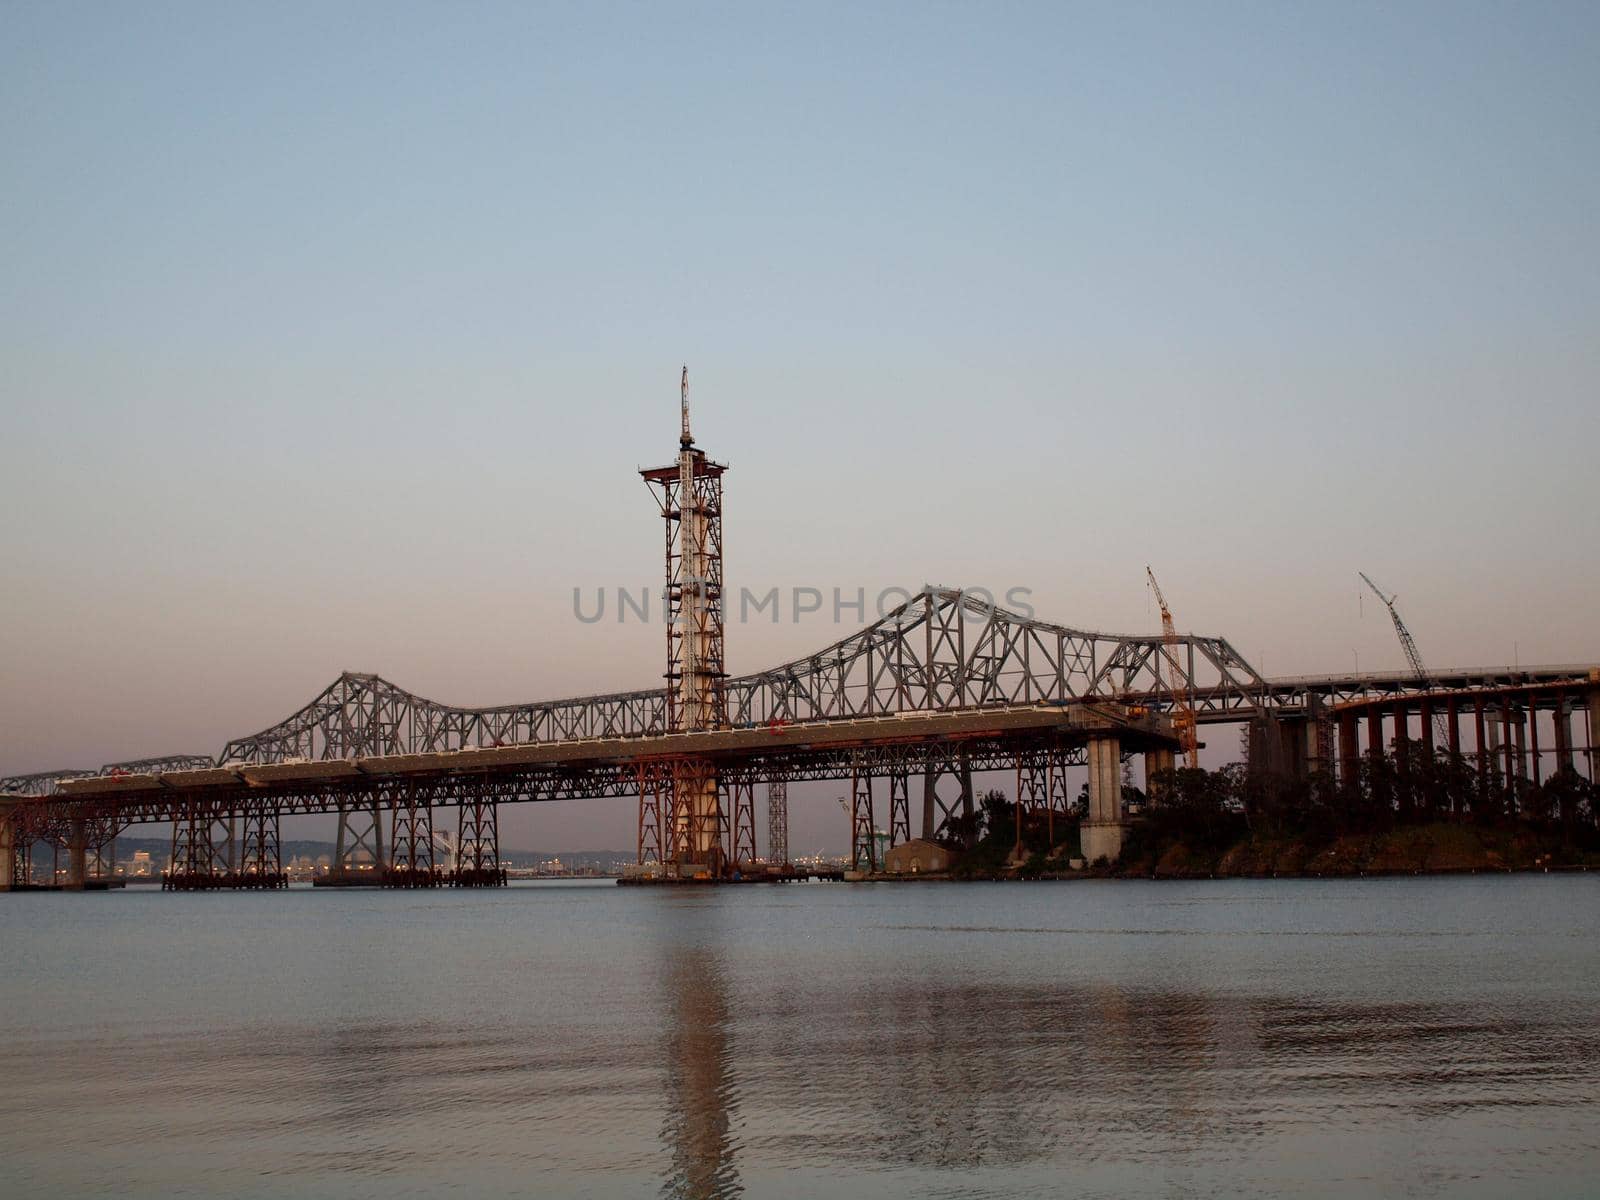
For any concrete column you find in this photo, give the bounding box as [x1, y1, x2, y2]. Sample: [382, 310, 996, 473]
[1588, 684, 1600, 784]
[1143, 747, 1175, 801]
[1081, 734, 1124, 863]
[0, 803, 15, 892]
[1511, 703, 1527, 784]
[1305, 695, 1327, 776]
[1338, 712, 1359, 784]
[1279, 717, 1308, 778]
[1392, 703, 1411, 814]
[1553, 695, 1573, 773]
[1475, 697, 1490, 792]
[67, 818, 87, 891]
[1529, 701, 1542, 787]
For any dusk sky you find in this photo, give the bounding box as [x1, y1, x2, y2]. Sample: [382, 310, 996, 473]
[3, 2, 1597, 852]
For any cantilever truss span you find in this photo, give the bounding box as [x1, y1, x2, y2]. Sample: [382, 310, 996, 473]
[205, 587, 1264, 766]
[6, 587, 1597, 800]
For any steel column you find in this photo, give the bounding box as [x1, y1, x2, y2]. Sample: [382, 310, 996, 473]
[1014, 757, 1048, 858]
[765, 780, 788, 866]
[888, 768, 910, 848]
[849, 757, 876, 873]
[455, 798, 504, 886]
[333, 800, 385, 881]
[387, 782, 437, 887]
[637, 762, 668, 866]
[728, 778, 756, 870]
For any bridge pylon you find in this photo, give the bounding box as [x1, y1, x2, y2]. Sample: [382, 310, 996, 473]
[640, 369, 731, 878]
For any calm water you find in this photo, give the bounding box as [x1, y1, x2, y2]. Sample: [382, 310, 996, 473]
[2, 876, 1597, 1198]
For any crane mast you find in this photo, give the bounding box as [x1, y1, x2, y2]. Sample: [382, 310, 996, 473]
[1359, 571, 1449, 746]
[1145, 567, 1199, 768]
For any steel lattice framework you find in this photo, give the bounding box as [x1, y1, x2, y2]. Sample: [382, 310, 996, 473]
[7, 588, 1598, 802]
[195, 587, 1266, 768]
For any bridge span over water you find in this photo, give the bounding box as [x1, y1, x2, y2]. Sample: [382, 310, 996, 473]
[4, 587, 1597, 891]
[5, 381, 1598, 890]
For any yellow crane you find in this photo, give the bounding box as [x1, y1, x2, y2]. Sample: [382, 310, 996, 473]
[1146, 566, 1199, 768]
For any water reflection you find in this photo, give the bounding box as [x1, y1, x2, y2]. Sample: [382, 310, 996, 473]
[658, 944, 740, 1198]
[1, 882, 1598, 1198]
[651, 966, 1600, 1190]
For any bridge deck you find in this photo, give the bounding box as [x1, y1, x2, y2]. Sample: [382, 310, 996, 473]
[26, 702, 1173, 819]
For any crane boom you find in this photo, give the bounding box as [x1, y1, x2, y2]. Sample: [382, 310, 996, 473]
[1359, 571, 1449, 747]
[1359, 572, 1429, 679]
[1145, 566, 1199, 769]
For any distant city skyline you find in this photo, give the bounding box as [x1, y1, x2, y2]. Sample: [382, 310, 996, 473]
[4, 2, 1598, 852]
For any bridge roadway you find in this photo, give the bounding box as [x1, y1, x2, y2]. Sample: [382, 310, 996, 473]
[3, 579, 1596, 886]
[23, 701, 1171, 821]
[2, 700, 1174, 886]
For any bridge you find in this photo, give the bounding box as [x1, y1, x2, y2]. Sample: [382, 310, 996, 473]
[4, 376, 1598, 890]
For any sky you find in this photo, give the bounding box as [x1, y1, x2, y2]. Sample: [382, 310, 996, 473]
[3, 1, 1598, 852]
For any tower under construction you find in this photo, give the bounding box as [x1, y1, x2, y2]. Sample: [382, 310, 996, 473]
[639, 368, 730, 874]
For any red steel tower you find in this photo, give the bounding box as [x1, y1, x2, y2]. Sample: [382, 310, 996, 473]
[640, 368, 729, 873]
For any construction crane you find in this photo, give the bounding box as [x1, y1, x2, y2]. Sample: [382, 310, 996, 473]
[1359, 571, 1448, 745]
[1145, 567, 1199, 768]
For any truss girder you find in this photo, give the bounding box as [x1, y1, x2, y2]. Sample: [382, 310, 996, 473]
[12, 589, 1600, 800]
[202, 591, 1264, 769]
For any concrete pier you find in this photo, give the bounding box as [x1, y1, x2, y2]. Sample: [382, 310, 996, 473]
[0, 803, 15, 892]
[1143, 746, 1175, 800]
[1081, 734, 1125, 863]
[1589, 681, 1600, 782]
[67, 819, 87, 891]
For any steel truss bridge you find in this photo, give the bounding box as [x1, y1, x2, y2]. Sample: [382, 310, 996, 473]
[4, 587, 1599, 890]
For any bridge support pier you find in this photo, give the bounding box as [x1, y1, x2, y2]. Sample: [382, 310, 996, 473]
[1143, 747, 1175, 802]
[849, 759, 876, 873]
[1553, 695, 1573, 773]
[1246, 711, 1288, 777]
[670, 759, 723, 876]
[920, 750, 973, 843]
[1589, 682, 1600, 782]
[765, 780, 789, 868]
[1279, 717, 1303, 778]
[332, 800, 386, 883]
[386, 783, 438, 887]
[888, 768, 910, 849]
[1013, 757, 1049, 859]
[166, 800, 224, 889]
[454, 799, 505, 887]
[0, 804, 15, 892]
[1338, 711, 1359, 786]
[66, 819, 87, 890]
[1587, 681, 1600, 784]
[637, 762, 669, 866]
[1081, 734, 1125, 863]
[727, 779, 756, 872]
[1047, 750, 1072, 847]
[238, 810, 286, 889]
